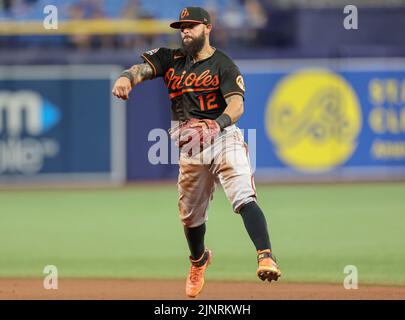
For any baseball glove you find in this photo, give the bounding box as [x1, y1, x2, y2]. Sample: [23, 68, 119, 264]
[169, 118, 220, 154]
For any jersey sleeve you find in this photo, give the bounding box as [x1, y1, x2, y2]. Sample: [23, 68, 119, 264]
[140, 47, 173, 79]
[220, 61, 245, 100]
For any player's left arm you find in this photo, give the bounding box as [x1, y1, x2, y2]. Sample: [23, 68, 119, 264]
[223, 94, 244, 124]
[211, 94, 244, 132]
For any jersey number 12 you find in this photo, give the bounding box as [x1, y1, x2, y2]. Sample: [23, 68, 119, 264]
[198, 93, 218, 111]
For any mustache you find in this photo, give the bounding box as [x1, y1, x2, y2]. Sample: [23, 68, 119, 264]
[181, 32, 205, 56]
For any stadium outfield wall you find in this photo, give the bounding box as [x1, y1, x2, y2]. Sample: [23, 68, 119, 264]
[0, 58, 404, 185]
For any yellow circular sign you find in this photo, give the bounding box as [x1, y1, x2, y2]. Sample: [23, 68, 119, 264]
[266, 68, 362, 172]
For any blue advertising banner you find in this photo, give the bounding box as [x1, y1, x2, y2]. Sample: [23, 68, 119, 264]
[0, 65, 126, 185]
[237, 58, 405, 181]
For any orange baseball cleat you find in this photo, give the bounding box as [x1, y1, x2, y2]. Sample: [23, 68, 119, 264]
[257, 249, 282, 282]
[185, 249, 212, 298]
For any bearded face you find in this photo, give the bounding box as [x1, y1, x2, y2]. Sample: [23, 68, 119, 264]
[181, 24, 207, 57]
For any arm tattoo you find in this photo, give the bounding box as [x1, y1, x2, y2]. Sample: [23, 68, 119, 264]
[127, 63, 154, 85]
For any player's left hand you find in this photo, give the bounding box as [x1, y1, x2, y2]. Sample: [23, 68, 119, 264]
[173, 118, 220, 153]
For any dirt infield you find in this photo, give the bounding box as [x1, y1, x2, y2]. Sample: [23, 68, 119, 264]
[0, 279, 404, 300]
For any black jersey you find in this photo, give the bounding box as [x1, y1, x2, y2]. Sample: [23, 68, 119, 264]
[141, 47, 245, 122]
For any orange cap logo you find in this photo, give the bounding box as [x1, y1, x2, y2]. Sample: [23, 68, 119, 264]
[181, 8, 189, 19]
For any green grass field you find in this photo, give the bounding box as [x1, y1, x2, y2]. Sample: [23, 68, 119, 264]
[1, 183, 404, 285]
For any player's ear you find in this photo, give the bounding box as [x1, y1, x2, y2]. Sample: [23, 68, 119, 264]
[205, 24, 212, 35]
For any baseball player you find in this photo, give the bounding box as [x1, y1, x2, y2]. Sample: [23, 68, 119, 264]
[112, 7, 281, 298]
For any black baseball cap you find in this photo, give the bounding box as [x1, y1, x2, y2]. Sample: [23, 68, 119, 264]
[170, 7, 211, 29]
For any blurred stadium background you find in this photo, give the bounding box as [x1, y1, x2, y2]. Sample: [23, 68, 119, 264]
[1, 0, 405, 298]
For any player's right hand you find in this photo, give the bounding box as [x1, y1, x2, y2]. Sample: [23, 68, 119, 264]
[112, 77, 132, 100]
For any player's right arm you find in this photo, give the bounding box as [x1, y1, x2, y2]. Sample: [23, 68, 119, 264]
[112, 63, 154, 100]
